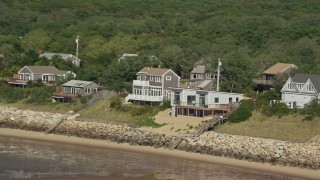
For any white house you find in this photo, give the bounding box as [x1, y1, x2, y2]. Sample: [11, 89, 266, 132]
[281, 73, 320, 108]
[170, 88, 244, 117]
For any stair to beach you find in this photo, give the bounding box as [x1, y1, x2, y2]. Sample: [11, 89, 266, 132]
[45, 117, 66, 133]
[168, 102, 241, 150]
[192, 102, 241, 137]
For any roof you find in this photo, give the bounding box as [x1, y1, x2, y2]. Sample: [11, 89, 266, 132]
[118, 53, 138, 61]
[40, 53, 80, 61]
[197, 80, 212, 88]
[138, 67, 170, 76]
[62, 80, 96, 88]
[26, 66, 69, 75]
[191, 65, 205, 74]
[263, 63, 296, 75]
[291, 73, 320, 92]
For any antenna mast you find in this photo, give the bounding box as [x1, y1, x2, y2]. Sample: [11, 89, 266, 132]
[75, 35, 79, 58]
[216, 58, 222, 91]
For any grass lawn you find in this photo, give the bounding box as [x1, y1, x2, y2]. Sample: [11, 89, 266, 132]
[215, 111, 320, 143]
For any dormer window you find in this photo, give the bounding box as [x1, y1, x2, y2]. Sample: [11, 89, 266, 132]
[137, 75, 141, 80]
[287, 83, 294, 89]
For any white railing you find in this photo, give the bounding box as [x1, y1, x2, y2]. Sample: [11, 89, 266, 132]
[125, 94, 163, 103]
[133, 80, 149, 86]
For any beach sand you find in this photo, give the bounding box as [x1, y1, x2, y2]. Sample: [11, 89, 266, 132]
[1, 128, 319, 180]
[140, 108, 211, 135]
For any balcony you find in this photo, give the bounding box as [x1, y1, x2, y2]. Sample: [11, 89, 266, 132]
[133, 80, 149, 86]
[173, 101, 232, 110]
[126, 94, 163, 102]
[252, 78, 274, 85]
[8, 79, 28, 85]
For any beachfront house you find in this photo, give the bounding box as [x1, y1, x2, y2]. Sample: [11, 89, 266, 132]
[8, 66, 76, 87]
[281, 73, 320, 108]
[253, 63, 297, 91]
[125, 67, 180, 106]
[40, 52, 81, 67]
[170, 88, 244, 117]
[52, 80, 99, 102]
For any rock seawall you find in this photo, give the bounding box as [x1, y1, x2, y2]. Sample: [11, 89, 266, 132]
[0, 106, 319, 170]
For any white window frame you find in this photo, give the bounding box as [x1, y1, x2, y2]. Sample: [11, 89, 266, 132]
[155, 76, 161, 82]
[166, 76, 171, 80]
[150, 76, 153, 81]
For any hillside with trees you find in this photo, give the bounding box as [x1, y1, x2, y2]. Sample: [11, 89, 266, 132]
[1, 0, 320, 93]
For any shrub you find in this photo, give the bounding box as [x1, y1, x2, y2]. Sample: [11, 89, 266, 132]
[264, 102, 290, 117]
[301, 98, 320, 120]
[110, 97, 122, 109]
[228, 100, 253, 123]
[0, 86, 27, 103]
[26, 86, 54, 104]
[136, 116, 162, 127]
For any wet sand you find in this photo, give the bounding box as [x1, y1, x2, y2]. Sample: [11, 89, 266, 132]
[1, 128, 319, 180]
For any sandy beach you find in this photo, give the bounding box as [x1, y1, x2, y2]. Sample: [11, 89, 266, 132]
[1, 128, 319, 180]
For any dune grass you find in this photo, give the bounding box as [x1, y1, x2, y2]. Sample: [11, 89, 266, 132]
[215, 111, 320, 143]
[79, 99, 136, 125]
[0, 100, 86, 113]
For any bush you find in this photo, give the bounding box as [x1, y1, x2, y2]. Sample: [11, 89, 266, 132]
[80, 95, 92, 104]
[136, 116, 162, 127]
[264, 102, 290, 117]
[26, 86, 54, 104]
[0, 86, 28, 103]
[228, 100, 253, 123]
[301, 98, 320, 120]
[110, 97, 122, 109]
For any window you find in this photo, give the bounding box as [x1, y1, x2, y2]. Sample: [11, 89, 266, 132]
[214, 98, 219, 103]
[137, 75, 141, 80]
[166, 76, 171, 80]
[155, 76, 161, 82]
[187, 96, 196, 105]
[236, 97, 239, 102]
[150, 76, 153, 81]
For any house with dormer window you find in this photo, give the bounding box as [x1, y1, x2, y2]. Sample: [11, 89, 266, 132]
[281, 73, 320, 108]
[125, 67, 180, 106]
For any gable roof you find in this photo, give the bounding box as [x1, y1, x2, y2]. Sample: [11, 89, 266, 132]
[40, 53, 80, 61]
[263, 63, 296, 75]
[24, 66, 69, 75]
[137, 67, 170, 76]
[62, 80, 97, 88]
[191, 65, 205, 74]
[291, 73, 320, 92]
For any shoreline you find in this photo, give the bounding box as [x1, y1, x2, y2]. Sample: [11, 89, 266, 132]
[1, 128, 320, 180]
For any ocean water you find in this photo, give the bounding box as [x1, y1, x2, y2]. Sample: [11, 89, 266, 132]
[0, 136, 299, 180]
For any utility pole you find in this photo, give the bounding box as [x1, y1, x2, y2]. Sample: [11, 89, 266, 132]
[75, 35, 79, 59]
[216, 58, 222, 92]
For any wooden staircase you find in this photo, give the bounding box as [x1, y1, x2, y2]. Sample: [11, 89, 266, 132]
[87, 91, 103, 106]
[168, 102, 241, 150]
[193, 102, 241, 137]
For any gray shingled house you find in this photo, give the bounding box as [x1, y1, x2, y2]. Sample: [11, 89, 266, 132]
[125, 67, 180, 106]
[52, 80, 99, 102]
[8, 66, 76, 87]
